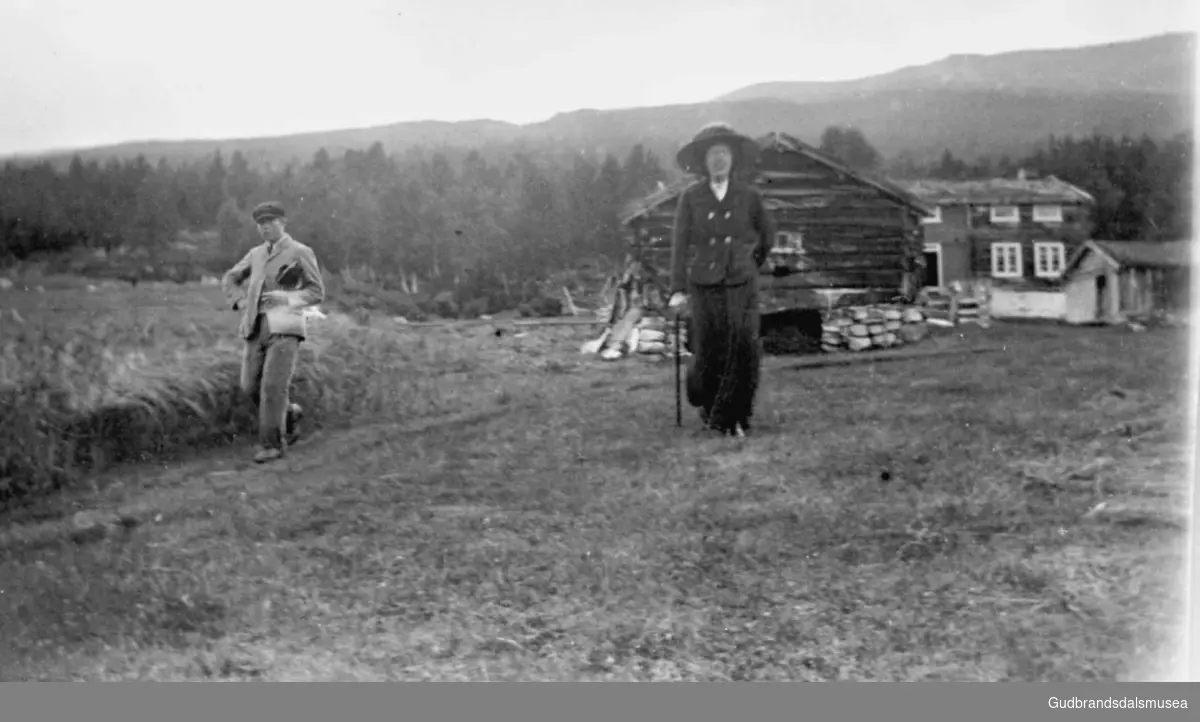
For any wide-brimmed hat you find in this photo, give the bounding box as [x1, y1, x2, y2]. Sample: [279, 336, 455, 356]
[675, 122, 760, 175]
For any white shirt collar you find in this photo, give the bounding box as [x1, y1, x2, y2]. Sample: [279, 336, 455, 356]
[710, 177, 729, 201]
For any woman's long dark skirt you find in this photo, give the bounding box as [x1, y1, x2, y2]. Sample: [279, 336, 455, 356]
[685, 279, 761, 434]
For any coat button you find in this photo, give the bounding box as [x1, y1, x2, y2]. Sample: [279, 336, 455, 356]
[708, 212, 715, 220]
[724, 211, 731, 219]
[725, 236, 732, 244]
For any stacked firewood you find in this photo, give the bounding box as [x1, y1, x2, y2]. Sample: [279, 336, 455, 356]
[582, 309, 689, 361]
[628, 314, 688, 358]
[820, 304, 930, 353]
[580, 255, 692, 361]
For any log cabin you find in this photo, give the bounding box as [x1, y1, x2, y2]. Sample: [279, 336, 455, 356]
[619, 132, 935, 323]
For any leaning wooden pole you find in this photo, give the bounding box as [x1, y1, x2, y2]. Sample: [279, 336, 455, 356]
[674, 311, 683, 428]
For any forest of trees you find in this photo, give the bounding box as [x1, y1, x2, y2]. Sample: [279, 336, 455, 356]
[0, 126, 1192, 307]
[0, 140, 670, 296]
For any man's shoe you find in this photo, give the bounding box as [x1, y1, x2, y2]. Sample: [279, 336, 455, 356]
[254, 446, 284, 464]
[285, 403, 304, 445]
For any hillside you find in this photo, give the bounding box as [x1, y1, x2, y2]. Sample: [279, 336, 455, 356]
[717, 32, 1195, 103]
[529, 89, 1190, 165]
[8, 33, 1194, 172]
[14, 119, 523, 173]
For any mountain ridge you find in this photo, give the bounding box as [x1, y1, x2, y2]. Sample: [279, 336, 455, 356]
[7, 32, 1193, 172]
[716, 31, 1194, 104]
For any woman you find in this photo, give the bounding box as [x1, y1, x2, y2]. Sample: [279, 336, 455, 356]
[668, 122, 775, 437]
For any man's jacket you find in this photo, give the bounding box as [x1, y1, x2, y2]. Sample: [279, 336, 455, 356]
[670, 178, 776, 295]
[221, 234, 325, 341]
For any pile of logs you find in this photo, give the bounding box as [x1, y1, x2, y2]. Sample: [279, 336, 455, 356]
[581, 309, 688, 361]
[821, 304, 930, 353]
[579, 254, 689, 361]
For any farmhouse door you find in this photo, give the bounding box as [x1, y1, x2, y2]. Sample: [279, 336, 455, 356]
[922, 249, 940, 287]
[1095, 274, 1108, 323]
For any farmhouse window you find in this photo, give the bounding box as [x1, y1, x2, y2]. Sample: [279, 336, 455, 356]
[1032, 204, 1063, 223]
[989, 205, 1019, 224]
[991, 242, 1023, 278]
[1034, 241, 1066, 278]
[773, 231, 804, 253]
[920, 206, 942, 224]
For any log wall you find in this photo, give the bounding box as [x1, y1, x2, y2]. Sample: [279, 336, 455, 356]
[629, 146, 924, 310]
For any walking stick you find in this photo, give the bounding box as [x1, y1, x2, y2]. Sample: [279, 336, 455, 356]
[674, 310, 683, 428]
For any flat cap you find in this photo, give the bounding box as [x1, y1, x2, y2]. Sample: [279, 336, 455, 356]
[251, 201, 286, 222]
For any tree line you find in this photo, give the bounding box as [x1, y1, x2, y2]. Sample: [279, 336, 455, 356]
[1, 127, 1191, 295]
[0, 140, 670, 297]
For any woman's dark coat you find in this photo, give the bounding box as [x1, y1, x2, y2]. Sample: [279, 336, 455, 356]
[669, 178, 776, 296]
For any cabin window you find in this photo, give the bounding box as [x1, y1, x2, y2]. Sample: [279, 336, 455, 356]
[991, 242, 1023, 278]
[773, 231, 804, 254]
[920, 206, 942, 224]
[989, 205, 1019, 224]
[1034, 241, 1066, 278]
[1032, 204, 1063, 223]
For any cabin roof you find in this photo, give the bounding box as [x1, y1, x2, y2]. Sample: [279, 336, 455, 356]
[619, 131, 934, 225]
[896, 176, 1095, 206]
[1063, 240, 1195, 277]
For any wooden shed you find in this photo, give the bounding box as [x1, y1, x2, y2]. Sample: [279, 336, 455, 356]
[619, 132, 935, 315]
[1061, 240, 1192, 325]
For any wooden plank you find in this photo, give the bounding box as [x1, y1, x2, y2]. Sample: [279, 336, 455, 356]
[769, 260, 907, 275]
[399, 317, 610, 330]
[775, 216, 908, 229]
[785, 204, 909, 216]
[767, 187, 886, 200]
[760, 270, 904, 289]
[803, 236, 910, 248]
[801, 259, 907, 272]
[762, 186, 864, 198]
[760, 286, 896, 312]
[401, 319, 493, 328]
[639, 236, 911, 253]
[803, 248, 907, 260]
[756, 170, 831, 182]
[511, 317, 610, 327]
[765, 344, 1006, 370]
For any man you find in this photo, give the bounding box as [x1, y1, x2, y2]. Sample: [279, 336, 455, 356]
[221, 201, 326, 463]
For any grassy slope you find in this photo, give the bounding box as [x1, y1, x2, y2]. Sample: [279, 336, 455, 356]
[0, 281, 510, 495]
[0, 291, 1189, 681]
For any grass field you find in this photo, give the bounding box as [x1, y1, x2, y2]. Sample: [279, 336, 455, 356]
[0, 282, 1190, 681]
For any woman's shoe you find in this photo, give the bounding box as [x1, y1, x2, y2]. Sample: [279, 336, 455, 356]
[254, 446, 284, 463]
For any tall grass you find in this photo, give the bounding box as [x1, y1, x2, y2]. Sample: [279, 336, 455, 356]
[0, 284, 493, 508]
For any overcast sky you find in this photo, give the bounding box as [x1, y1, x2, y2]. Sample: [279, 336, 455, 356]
[0, 0, 1192, 155]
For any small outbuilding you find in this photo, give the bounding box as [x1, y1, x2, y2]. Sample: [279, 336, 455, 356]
[1060, 240, 1192, 325]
